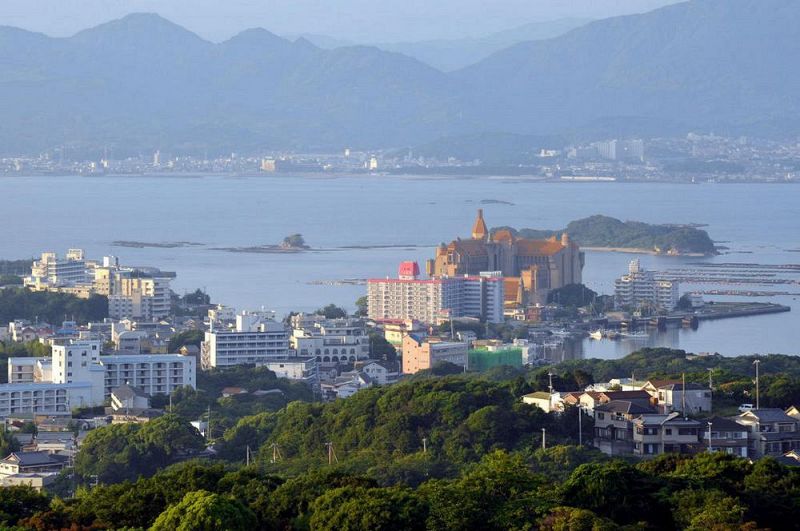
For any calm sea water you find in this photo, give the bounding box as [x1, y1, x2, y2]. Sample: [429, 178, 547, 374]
[1, 174, 798, 358]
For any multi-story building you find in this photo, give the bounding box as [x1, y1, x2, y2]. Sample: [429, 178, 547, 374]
[25, 249, 88, 289]
[401, 334, 468, 374]
[202, 311, 289, 369]
[108, 272, 172, 321]
[428, 210, 584, 305]
[593, 400, 656, 456]
[367, 261, 504, 325]
[290, 314, 370, 364]
[632, 413, 704, 457]
[614, 259, 679, 311]
[735, 409, 800, 458]
[706, 416, 749, 457]
[101, 354, 196, 397]
[0, 381, 99, 416]
[655, 382, 712, 414]
[257, 357, 319, 387]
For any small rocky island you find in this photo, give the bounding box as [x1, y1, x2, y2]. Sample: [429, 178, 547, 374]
[493, 215, 718, 256]
[214, 233, 311, 254]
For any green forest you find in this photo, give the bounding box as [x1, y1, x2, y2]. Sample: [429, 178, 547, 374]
[4, 348, 800, 530]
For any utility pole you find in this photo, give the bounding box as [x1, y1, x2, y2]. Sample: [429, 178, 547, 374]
[707, 368, 714, 391]
[547, 371, 554, 394]
[422, 437, 428, 454]
[246, 445, 250, 466]
[325, 442, 338, 465]
[270, 443, 282, 463]
[541, 428, 546, 450]
[578, 407, 583, 446]
[681, 372, 687, 418]
[753, 359, 760, 410]
[707, 422, 713, 452]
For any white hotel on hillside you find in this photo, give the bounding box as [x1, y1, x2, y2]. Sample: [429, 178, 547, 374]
[2, 339, 195, 417]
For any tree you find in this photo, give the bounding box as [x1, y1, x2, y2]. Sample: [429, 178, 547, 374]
[355, 296, 368, 317]
[547, 284, 597, 307]
[369, 332, 397, 362]
[539, 506, 619, 531]
[183, 289, 211, 305]
[167, 329, 205, 353]
[151, 490, 256, 531]
[281, 234, 307, 249]
[309, 485, 427, 531]
[316, 304, 347, 319]
[0, 486, 49, 526]
[75, 414, 205, 484]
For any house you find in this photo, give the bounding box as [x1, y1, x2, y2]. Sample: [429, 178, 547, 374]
[522, 391, 563, 413]
[655, 383, 712, 414]
[632, 413, 704, 457]
[357, 360, 400, 385]
[0, 451, 69, 489]
[321, 372, 373, 400]
[705, 416, 749, 458]
[221, 387, 248, 398]
[735, 408, 800, 458]
[110, 384, 151, 411]
[578, 390, 653, 414]
[785, 405, 800, 420]
[593, 400, 657, 456]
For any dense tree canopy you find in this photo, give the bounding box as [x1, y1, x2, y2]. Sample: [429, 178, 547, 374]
[0, 287, 107, 324]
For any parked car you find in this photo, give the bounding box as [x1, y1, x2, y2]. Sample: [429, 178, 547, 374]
[738, 403, 754, 412]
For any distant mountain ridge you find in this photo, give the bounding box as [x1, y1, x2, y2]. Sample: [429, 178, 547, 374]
[0, 1, 798, 155]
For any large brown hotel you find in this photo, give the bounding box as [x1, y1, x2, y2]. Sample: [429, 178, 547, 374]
[426, 209, 584, 306]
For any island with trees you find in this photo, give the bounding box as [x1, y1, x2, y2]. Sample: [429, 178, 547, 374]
[494, 215, 718, 256]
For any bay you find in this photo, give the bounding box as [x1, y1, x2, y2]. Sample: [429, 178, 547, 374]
[1, 174, 798, 358]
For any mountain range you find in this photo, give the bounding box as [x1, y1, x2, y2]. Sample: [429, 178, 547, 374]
[292, 18, 592, 71]
[0, 0, 798, 156]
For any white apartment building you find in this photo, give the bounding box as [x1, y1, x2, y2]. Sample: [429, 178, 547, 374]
[101, 353, 196, 397]
[202, 311, 289, 369]
[25, 249, 88, 288]
[367, 263, 504, 324]
[107, 273, 172, 321]
[1, 339, 195, 417]
[614, 259, 679, 311]
[290, 314, 370, 364]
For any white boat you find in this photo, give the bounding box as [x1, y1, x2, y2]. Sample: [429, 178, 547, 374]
[551, 329, 572, 337]
[589, 330, 603, 340]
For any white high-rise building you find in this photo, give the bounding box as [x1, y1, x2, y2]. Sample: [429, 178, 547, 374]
[290, 314, 370, 364]
[202, 311, 289, 369]
[614, 260, 679, 311]
[25, 250, 88, 288]
[367, 262, 504, 325]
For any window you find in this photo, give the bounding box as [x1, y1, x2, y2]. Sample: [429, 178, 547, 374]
[665, 428, 672, 435]
[597, 413, 605, 420]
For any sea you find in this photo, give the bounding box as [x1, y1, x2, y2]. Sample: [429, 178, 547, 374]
[1, 174, 798, 359]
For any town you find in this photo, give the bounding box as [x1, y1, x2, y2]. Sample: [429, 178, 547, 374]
[0, 210, 796, 503]
[3, 132, 800, 184]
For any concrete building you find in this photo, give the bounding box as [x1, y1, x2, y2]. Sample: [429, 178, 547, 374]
[0, 381, 99, 416]
[101, 353, 196, 397]
[110, 384, 151, 411]
[257, 357, 319, 386]
[202, 311, 289, 369]
[429, 210, 584, 306]
[357, 360, 400, 385]
[614, 260, 679, 311]
[0, 452, 69, 491]
[25, 249, 88, 288]
[401, 334, 468, 374]
[367, 262, 504, 325]
[290, 314, 370, 364]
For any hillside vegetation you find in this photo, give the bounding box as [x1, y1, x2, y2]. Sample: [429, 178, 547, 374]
[495, 214, 717, 255]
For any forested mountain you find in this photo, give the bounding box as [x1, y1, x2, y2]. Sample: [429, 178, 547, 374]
[1, 0, 798, 154]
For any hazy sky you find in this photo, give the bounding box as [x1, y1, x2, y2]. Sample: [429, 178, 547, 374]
[1, 0, 683, 42]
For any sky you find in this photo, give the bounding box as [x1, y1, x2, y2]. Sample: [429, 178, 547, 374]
[0, 0, 684, 42]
